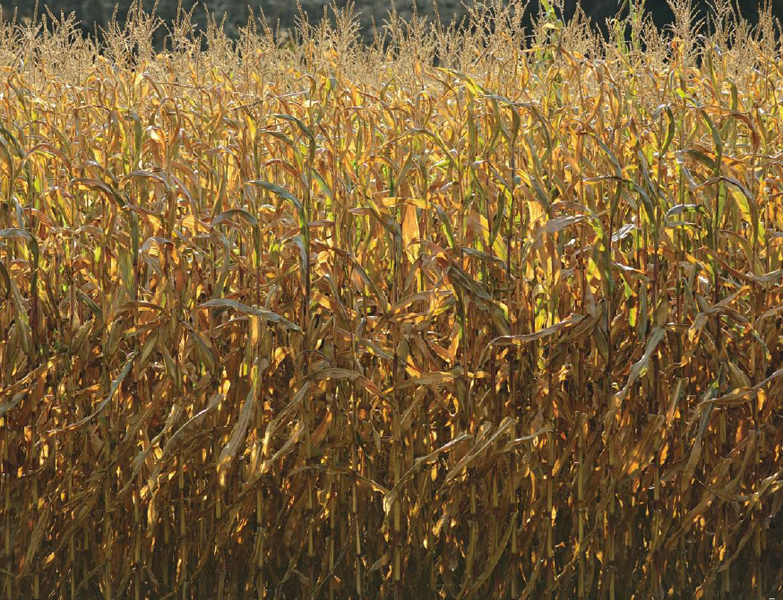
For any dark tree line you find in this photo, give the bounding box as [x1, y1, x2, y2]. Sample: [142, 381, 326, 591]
[5, 0, 783, 46]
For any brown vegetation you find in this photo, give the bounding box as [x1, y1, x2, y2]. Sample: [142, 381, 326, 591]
[1, 2, 782, 598]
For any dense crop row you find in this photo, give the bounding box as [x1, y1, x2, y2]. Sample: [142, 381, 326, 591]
[1, 2, 782, 598]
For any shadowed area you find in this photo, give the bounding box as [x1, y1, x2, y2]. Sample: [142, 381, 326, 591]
[7, 0, 783, 46]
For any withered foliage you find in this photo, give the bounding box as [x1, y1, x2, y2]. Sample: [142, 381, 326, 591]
[1, 2, 782, 599]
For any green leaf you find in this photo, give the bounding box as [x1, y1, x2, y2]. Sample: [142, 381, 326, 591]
[72, 177, 127, 207]
[698, 109, 723, 174]
[0, 228, 39, 271]
[197, 299, 302, 333]
[0, 392, 24, 418]
[77, 290, 104, 322]
[60, 353, 137, 432]
[0, 261, 10, 298]
[272, 113, 316, 147]
[211, 208, 259, 229]
[435, 206, 457, 250]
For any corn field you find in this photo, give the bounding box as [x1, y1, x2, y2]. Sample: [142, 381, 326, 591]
[1, 1, 782, 598]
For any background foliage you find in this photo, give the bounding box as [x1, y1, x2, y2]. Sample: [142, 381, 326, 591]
[5, 0, 783, 46]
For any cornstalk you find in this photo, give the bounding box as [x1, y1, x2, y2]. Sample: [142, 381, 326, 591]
[179, 449, 188, 600]
[2, 217, 12, 600]
[577, 413, 585, 599]
[3, 430, 10, 600]
[507, 131, 519, 600]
